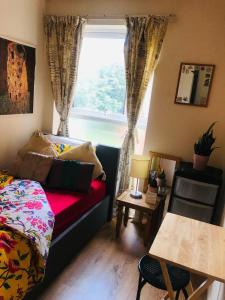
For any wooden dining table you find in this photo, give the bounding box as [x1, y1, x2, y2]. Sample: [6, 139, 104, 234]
[149, 212, 225, 300]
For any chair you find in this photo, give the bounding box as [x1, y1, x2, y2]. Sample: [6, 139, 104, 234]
[136, 255, 190, 300]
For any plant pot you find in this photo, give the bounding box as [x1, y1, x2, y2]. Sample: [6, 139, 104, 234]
[193, 154, 209, 171]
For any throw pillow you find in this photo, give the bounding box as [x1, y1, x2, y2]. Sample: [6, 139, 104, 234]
[59, 142, 104, 179]
[18, 130, 57, 158]
[46, 159, 94, 193]
[9, 155, 23, 177]
[0, 174, 13, 190]
[53, 143, 75, 155]
[17, 152, 53, 183]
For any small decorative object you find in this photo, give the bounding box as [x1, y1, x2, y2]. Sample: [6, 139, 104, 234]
[145, 171, 158, 205]
[156, 169, 166, 187]
[130, 155, 150, 199]
[157, 185, 167, 196]
[193, 122, 218, 171]
[156, 169, 167, 196]
[148, 171, 158, 193]
[145, 187, 158, 205]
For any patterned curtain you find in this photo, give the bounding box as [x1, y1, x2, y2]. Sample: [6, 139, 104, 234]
[44, 16, 86, 136]
[118, 16, 168, 194]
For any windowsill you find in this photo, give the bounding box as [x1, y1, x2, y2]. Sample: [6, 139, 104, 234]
[70, 110, 127, 125]
[70, 110, 147, 129]
[69, 113, 147, 152]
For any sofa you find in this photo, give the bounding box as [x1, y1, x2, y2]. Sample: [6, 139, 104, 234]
[24, 134, 120, 299]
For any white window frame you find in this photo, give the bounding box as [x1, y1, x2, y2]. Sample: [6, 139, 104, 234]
[71, 22, 127, 125]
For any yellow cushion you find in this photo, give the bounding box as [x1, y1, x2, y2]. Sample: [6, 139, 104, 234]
[59, 142, 104, 179]
[0, 174, 13, 189]
[18, 131, 57, 158]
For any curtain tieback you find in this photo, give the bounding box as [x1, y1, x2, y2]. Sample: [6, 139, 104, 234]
[60, 117, 67, 122]
[124, 128, 139, 143]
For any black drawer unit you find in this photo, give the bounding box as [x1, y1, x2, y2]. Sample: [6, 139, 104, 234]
[168, 161, 223, 224]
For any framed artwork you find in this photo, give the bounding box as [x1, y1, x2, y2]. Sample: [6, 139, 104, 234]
[0, 36, 35, 115]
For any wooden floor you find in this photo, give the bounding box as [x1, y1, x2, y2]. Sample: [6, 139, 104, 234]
[40, 219, 207, 300]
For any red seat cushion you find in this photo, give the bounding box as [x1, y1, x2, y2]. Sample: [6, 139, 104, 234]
[45, 179, 106, 237]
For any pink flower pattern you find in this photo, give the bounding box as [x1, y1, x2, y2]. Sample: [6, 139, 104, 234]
[32, 189, 45, 195]
[0, 179, 55, 259]
[0, 179, 55, 295]
[0, 216, 6, 224]
[0, 232, 17, 253]
[25, 201, 43, 210]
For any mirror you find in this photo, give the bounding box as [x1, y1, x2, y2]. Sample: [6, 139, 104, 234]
[175, 63, 215, 107]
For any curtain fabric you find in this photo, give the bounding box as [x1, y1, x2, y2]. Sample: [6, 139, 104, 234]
[118, 16, 168, 194]
[44, 16, 85, 136]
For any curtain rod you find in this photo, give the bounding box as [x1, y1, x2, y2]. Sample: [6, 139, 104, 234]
[82, 14, 176, 22]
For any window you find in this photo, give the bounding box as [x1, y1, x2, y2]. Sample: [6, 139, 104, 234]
[72, 24, 126, 121]
[69, 23, 153, 153]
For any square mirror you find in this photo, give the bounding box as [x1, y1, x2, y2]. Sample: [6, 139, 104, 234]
[175, 63, 215, 107]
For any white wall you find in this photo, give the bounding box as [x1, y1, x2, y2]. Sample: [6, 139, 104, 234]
[0, 0, 53, 168]
[141, 1, 225, 170]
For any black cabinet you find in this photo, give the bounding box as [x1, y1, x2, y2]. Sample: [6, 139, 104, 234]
[168, 162, 223, 224]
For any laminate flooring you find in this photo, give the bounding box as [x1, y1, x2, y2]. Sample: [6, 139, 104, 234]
[40, 219, 206, 300]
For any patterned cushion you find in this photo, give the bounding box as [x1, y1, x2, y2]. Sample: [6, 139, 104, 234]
[17, 152, 53, 184]
[53, 143, 75, 155]
[46, 159, 94, 193]
[0, 174, 13, 190]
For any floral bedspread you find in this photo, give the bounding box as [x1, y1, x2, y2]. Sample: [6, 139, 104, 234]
[0, 180, 55, 299]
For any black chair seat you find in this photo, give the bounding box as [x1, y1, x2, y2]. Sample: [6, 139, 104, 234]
[139, 255, 190, 291]
[138, 255, 190, 297]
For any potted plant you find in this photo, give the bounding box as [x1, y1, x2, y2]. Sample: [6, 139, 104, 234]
[193, 122, 218, 171]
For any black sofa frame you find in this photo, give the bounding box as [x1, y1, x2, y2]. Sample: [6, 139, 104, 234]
[26, 144, 120, 299]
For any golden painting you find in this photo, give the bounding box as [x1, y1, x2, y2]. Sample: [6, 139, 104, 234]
[0, 36, 35, 114]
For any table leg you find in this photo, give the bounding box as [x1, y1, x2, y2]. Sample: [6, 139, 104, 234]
[144, 213, 153, 247]
[138, 212, 144, 224]
[124, 207, 129, 227]
[160, 259, 213, 300]
[187, 281, 194, 294]
[144, 199, 166, 248]
[187, 278, 214, 300]
[163, 293, 169, 300]
[116, 204, 123, 238]
[159, 261, 175, 300]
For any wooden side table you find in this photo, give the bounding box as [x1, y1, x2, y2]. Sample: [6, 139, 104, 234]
[116, 190, 166, 247]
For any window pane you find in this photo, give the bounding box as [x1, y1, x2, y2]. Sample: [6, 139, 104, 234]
[69, 26, 153, 154]
[69, 116, 146, 150]
[69, 117, 126, 147]
[74, 37, 126, 115]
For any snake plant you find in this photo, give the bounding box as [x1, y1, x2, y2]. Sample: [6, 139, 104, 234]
[194, 122, 218, 156]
